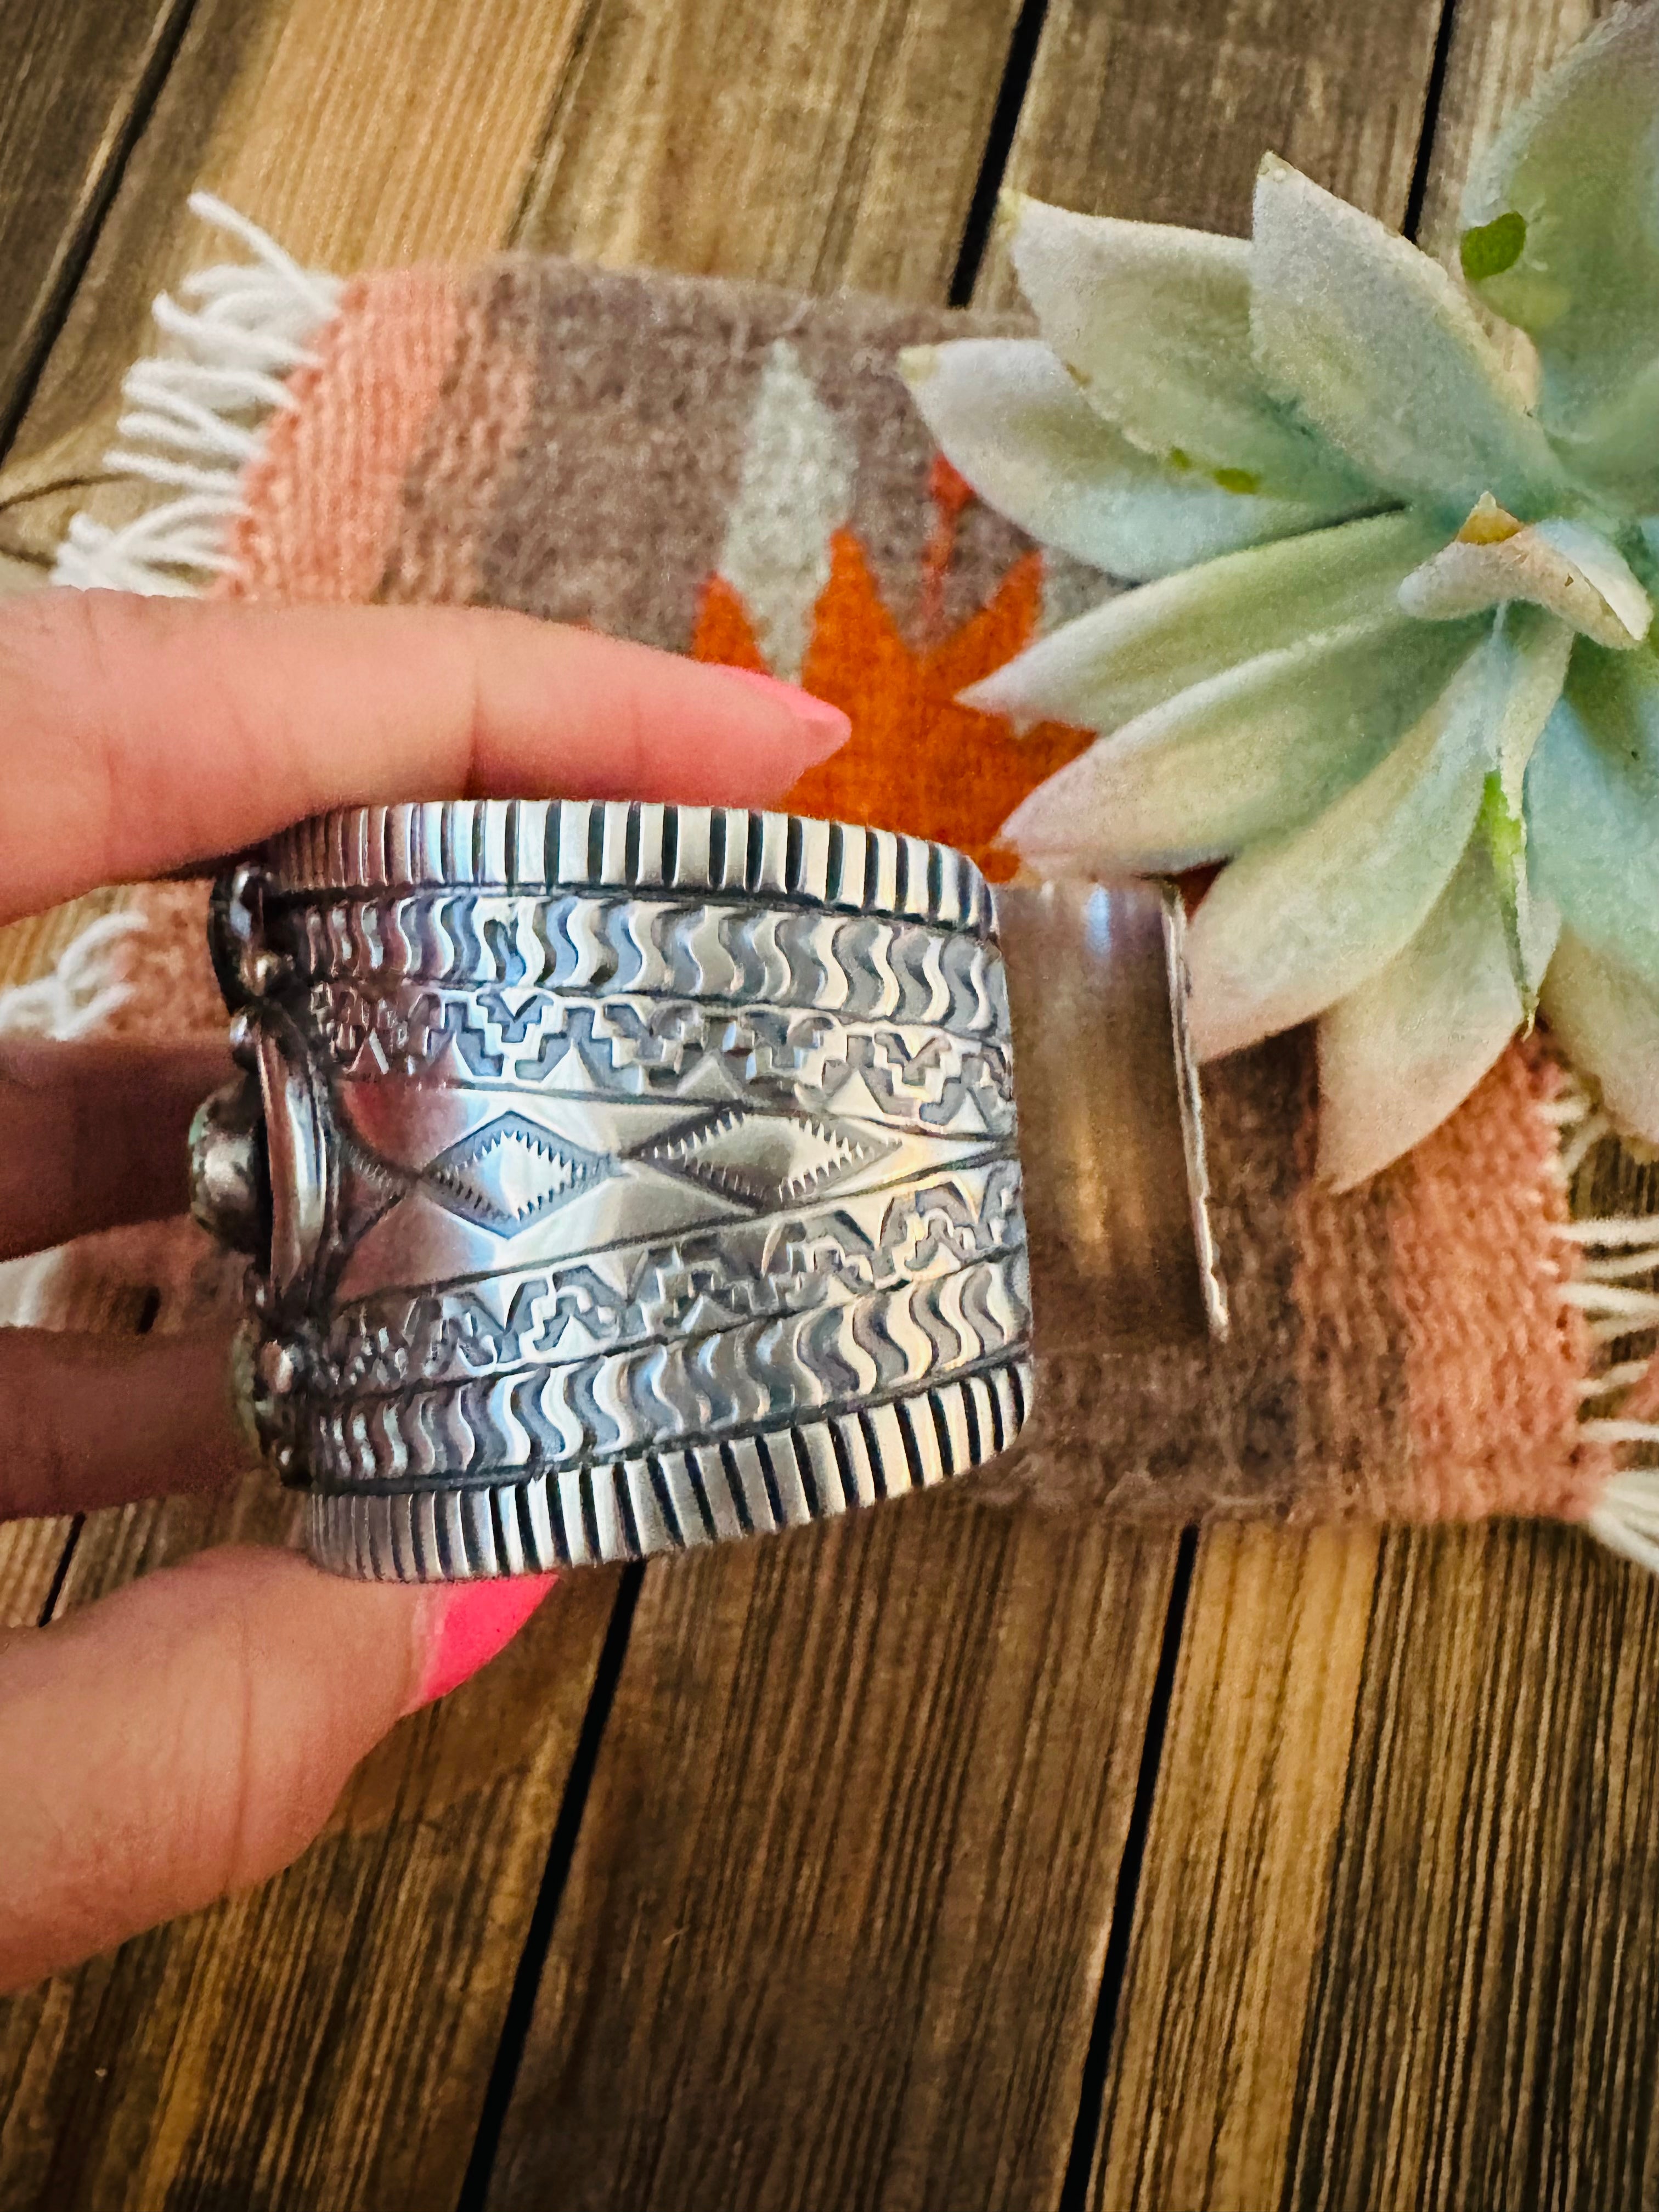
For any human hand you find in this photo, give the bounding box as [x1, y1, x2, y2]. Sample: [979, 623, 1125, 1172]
[0, 591, 847, 1991]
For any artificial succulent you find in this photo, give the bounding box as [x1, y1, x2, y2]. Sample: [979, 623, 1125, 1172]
[902, 2, 1659, 1187]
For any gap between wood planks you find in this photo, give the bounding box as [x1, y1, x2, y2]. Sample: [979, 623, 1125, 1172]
[1053, 0, 1466, 2199]
[0, 0, 202, 477]
[947, 0, 1052, 306]
[455, 1566, 647, 2212]
[1401, 0, 1464, 241]
[1059, 1527, 1199, 2212]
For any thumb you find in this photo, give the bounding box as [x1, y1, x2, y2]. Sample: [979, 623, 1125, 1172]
[0, 1547, 553, 1990]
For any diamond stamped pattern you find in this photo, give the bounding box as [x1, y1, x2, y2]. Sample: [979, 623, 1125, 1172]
[637, 1105, 898, 1211]
[422, 1113, 607, 1233]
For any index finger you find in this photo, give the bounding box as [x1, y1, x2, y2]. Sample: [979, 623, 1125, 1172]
[0, 594, 848, 922]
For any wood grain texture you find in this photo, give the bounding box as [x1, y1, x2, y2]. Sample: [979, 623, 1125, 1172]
[0, 1513, 73, 1632]
[0, 1537, 622, 2207]
[0, 0, 594, 567]
[977, 0, 1447, 312]
[1090, 1528, 1380, 2212]
[1286, 1525, 1659, 2212]
[0, 0, 190, 450]
[0, 0, 279, 526]
[513, 0, 1031, 302]
[488, 1504, 1175, 2212]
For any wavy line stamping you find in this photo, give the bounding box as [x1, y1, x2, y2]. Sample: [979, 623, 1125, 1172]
[303, 1250, 1030, 1485]
[279, 893, 1007, 1031]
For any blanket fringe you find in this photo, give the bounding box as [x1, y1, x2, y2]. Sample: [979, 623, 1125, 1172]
[1550, 1073, 1659, 1566]
[1588, 1475, 1659, 1575]
[0, 910, 151, 1039]
[49, 193, 339, 596]
[3, 195, 338, 1044]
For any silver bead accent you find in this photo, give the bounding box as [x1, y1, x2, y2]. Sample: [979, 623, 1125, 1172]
[187, 1077, 267, 1256]
[245, 947, 287, 998]
[227, 1007, 260, 1069]
[255, 1338, 300, 1397]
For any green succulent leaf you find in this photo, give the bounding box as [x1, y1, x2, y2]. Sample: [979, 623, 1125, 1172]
[1183, 643, 1493, 1059]
[1460, 2, 1659, 424]
[1527, 640, 1659, 990]
[898, 340, 1356, 580]
[964, 507, 1441, 731]
[1251, 154, 1572, 522]
[1541, 928, 1659, 1146]
[1398, 506, 1651, 647]
[1318, 843, 1556, 1189]
[1479, 770, 1526, 877]
[1002, 610, 1481, 872]
[1001, 194, 1376, 507]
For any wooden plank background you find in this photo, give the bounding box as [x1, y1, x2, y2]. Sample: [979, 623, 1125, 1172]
[1, 0, 1654, 2205]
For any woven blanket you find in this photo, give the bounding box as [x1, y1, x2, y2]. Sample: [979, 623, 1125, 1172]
[10, 222, 1659, 1546]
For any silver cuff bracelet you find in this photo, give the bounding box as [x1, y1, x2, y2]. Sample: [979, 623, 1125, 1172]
[191, 800, 1219, 1581]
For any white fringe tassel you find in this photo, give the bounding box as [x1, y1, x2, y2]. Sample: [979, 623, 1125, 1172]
[0, 198, 340, 1030]
[1550, 1075, 1659, 1570]
[49, 193, 340, 596]
[0, 909, 150, 1038]
[1588, 1475, 1659, 1576]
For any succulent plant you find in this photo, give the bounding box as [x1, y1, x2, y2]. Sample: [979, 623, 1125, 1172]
[901, 3, 1659, 1188]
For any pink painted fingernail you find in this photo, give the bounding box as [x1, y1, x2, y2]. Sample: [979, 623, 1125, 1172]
[707, 664, 850, 755]
[409, 1575, 557, 1711]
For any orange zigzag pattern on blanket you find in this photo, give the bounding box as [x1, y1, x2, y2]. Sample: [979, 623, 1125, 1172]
[692, 530, 1094, 879]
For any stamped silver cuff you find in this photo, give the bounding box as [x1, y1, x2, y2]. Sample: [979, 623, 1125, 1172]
[193, 801, 1036, 1580]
